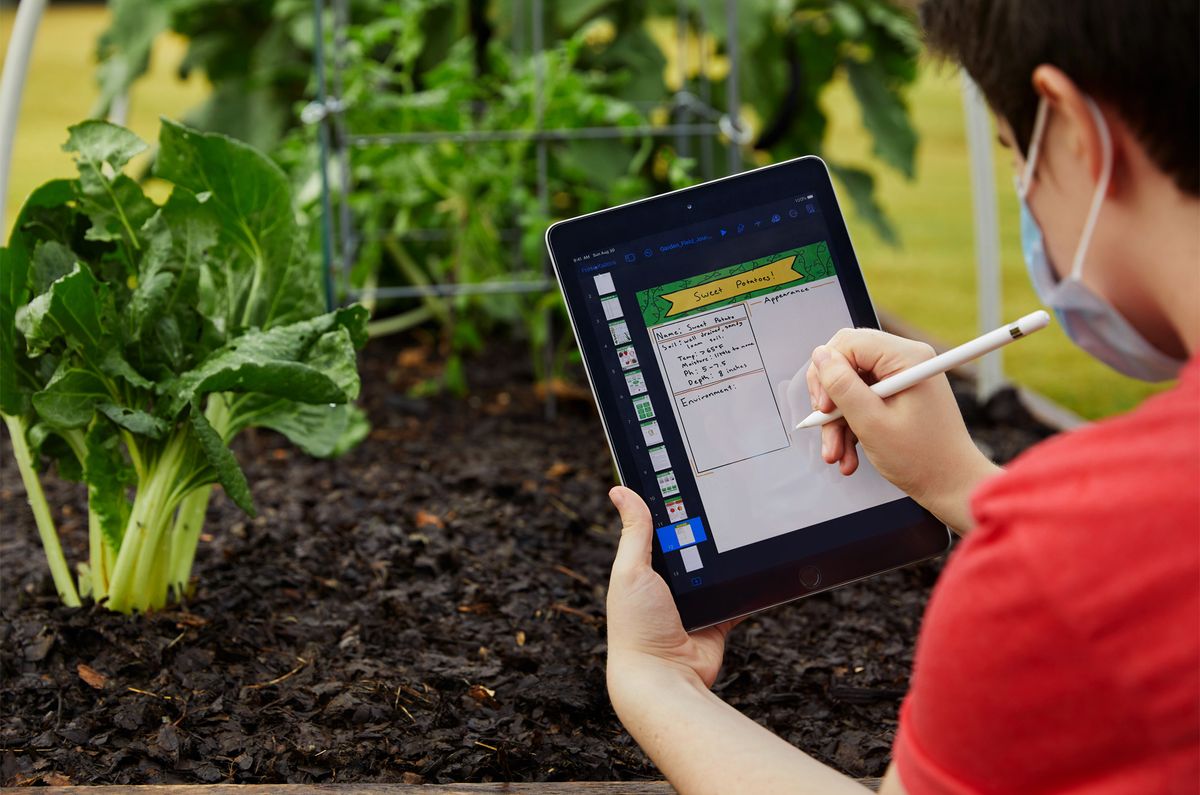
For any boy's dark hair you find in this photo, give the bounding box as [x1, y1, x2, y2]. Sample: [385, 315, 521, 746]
[920, 0, 1199, 196]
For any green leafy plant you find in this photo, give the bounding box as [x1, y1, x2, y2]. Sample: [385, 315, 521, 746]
[92, 0, 919, 389]
[95, 0, 316, 153]
[1, 119, 368, 614]
[280, 14, 662, 387]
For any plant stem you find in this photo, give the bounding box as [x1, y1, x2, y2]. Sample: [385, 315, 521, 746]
[59, 428, 109, 601]
[104, 470, 154, 613]
[381, 234, 451, 324]
[87, 506, 108, 602]
[107, 430, 187, 613]
[166, 484, 211, 600]
[366, 305, 436, 338]
[360, 266, 379, 316]
[164, 394, 226, 603]
[143, 516, 175, 611]
[130, 435, 187, 612]
[2, 413, 81, 606]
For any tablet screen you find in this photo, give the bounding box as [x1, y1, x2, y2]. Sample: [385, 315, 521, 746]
[556, 182, 916, 600]
[549, 158, 950, 624]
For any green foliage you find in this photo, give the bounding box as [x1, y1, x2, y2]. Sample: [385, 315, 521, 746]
[1, 118, 368, 613]
[281, 6, 663, 389]
[94, 0, 919, 387]
[725, 0, 920, 242]
[96, 0, 315, 152]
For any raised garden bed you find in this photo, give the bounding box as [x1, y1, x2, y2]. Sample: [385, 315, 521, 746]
[1, 334, 1057, 787]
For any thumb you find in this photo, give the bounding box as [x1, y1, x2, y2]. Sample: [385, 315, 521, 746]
[812, 345, 883, 428]
[610, 485, 654, 574]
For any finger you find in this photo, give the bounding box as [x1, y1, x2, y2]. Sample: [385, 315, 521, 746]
[610, 486, 654, 575]
[840, 445, 859, 476]
[805, 357, 835, 414]
[812, 345, 885, 433]
[815, 380, 833, 413]
[715, 614, 748, 639]
[839, 427, 860, 476]
[821, 420, 843, 463]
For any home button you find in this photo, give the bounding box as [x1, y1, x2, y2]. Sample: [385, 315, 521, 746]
[799, 565, 822, 589]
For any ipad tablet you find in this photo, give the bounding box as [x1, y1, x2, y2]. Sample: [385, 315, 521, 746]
[546, 156, 950, 632]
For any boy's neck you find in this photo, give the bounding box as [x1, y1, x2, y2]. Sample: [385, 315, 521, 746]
[1139, 187, 1200, 359]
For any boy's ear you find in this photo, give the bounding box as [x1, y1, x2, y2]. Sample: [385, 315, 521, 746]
[1031, 64, 1111, 192]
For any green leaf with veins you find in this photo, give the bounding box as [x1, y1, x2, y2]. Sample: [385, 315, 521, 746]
[65, 119, 148, 170]
[16, 263, 112, 357]
[31, 368, 109, 429]
[64, 121, 156, 250]
[127, 193, 215, 375]
[2, 180, 77, 416]
[28, 422, 85, 482]
[163, 306, 367, 417]
[99, 347, 155, 391]
[236, 399, 369, 458]
[302, 326, 362, 400]
[155, 118, 322, 331]
[84, 419, 134, 551]
[30, 242, 79, 294]
[0, 246, 36, 416]
[5, 179, 76, 256]
[97, 403, 168, 439]
[127, 213, 177, 341]
[189, 405, 254, 516]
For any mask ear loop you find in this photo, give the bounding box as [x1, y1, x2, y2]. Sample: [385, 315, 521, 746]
[1068, 98, 1114, 280]
[1018, 98, 1050, 200]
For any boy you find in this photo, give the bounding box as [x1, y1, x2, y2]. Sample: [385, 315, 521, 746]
[603, 1, 1200, 792]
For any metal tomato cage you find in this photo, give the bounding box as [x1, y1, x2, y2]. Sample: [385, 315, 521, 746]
[305, 0, 752, 417]
[0, 1, 1014, 417]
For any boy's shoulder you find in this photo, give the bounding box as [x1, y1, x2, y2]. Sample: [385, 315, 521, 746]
[960, 357, 1198, 725]
[971, 356, 1200, 548]
[893, 360, 1200, 795]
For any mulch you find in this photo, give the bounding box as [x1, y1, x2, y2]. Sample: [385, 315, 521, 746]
[0, 333, 1055, 787]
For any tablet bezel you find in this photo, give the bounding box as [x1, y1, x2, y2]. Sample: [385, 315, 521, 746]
[546, 156, 951, 631]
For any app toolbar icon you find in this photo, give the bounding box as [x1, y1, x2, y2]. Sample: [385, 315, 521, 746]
[719, 228, 727, 237]
[770, 213, 781, 223]
[736, 223, 745, 234]
[788, 207, 799, 218]
[643, 248, 653, 258]
[624, 252, 636, 263]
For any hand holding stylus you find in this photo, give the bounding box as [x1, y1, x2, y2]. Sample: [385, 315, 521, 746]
[799, 316, 1048, 533]
[797, 311, 1051, 429]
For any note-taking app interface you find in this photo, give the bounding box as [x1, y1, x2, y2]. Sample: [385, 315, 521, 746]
[567, 195, 905, 594]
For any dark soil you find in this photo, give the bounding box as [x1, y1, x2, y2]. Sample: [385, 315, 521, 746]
[0, 335, 1056, 787]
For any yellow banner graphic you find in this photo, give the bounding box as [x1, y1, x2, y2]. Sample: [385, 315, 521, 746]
[660, 255, 801, 317]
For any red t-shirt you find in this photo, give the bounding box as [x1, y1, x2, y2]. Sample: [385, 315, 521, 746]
[893, 358, 1200, 794]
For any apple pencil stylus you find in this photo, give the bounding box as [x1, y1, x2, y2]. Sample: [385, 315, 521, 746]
[795, 310, 1052, 430]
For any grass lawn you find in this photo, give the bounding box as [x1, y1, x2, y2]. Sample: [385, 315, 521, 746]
[3, 7, 1167, 419]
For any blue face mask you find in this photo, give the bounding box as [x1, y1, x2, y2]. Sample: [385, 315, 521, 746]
[1016, 97, 1184, 382]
